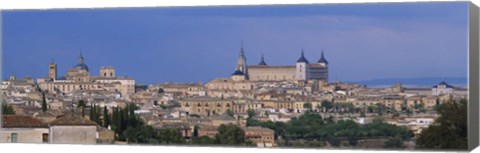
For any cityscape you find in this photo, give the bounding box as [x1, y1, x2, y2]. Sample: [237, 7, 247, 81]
[1, 2, 470, 151]
[0, 47, 468, 149]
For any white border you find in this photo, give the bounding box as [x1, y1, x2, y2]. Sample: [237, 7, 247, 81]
[0, 0, 472, 10]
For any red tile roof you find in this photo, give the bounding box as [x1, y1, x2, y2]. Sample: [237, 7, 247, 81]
[50, 114, 97, 126]
[1, 115, 48, 128]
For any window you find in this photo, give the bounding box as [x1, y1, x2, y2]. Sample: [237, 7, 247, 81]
[11, 133, 18, 143]
[42, 133, 49, 143]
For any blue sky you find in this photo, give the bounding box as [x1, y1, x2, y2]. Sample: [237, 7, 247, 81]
[2, 2, 469, 84]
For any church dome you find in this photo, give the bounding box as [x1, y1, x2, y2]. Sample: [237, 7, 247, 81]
[74, 63, 89, 71]
[231, 70, 245, 76]
[74, 52, 89, 71]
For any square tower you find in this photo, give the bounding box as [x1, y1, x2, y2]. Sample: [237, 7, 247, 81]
[100, 66, 115, 78]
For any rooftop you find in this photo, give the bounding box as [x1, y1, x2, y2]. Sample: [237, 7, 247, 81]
[2, 115, 49, 128]
[50, 114, 97, 126]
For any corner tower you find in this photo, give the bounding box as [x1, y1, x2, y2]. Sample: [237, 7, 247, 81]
[316, 50, 329, 82]
[296, 50, 310, 81]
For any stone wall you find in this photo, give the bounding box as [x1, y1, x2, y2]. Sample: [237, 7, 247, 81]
[50, 125, 97, 144]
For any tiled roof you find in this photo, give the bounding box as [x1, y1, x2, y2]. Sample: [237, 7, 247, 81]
[2, 115, 48, 128]
[214, 112, 235, 121]
[50, 114, 97, 126]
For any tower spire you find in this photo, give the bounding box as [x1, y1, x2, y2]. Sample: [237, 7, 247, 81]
[317, 49, 328, 64]
[239, 40, 245, 57]
[79, 51, 84, 64]
[259, 53, 267, 65]
[297, 49, 309, 63]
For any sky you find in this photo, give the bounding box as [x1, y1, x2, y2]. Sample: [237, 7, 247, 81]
[2, 2, 469, 85]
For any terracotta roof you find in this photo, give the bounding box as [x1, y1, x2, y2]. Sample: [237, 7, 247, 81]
[214, 112, 235, 121]
[50, 114, 97, 126]
[2, 115, 48, 128]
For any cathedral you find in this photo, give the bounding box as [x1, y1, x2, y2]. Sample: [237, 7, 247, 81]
[37, 52, 135, 100]
[231, 45, 329, 82]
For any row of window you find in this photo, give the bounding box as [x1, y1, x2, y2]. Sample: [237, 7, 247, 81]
[9, 133, 49, 143]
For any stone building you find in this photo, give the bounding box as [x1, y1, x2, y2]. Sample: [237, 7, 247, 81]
[243, 126, 276, 147]
[0, 115, 49, 143]
[49, 114, 97, 144]
[197, 125, 218, 138]
[233, 46, 329, 82]
[431, 81, 467, 96]
[37, 53, 135, 100]
[179, 96, 234, 116]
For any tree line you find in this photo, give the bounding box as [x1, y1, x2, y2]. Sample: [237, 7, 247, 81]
[247, 110, 414, 148]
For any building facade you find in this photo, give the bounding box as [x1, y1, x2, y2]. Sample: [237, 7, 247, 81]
[230, 45, 329, 82]
[37, 53, 135, 100]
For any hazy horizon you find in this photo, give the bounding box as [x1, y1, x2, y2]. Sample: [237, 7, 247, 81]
[3, 2, 469, 85]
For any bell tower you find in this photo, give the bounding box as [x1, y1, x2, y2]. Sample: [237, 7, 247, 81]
[235, 41, 249, 80]
[49, 58, 57, 80]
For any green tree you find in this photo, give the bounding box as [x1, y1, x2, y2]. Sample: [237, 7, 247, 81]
[215, 124, 246, 145]
[247, 109, 256, 119]
[416, 99, 467, 150]
[156, 128, 185, 144]
[41, 91, 47, 112]
[1, 103, 15, 115]
[103, 106, 110, 128]
[78, 100, 86, 117]
[192, 136, 215, 145]
[384, 136, 405, 149]
[303, 102, 312, 111]
[360, 111, 366, 117]
[226, 109, 234, 117]
[321, 100, 333, 112]
[123, 125, 156, 144]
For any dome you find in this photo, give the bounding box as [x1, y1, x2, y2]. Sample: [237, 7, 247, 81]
[74, 52, 89, 71]
[74, 63, 89, 71]
[231, 70, 245, 76]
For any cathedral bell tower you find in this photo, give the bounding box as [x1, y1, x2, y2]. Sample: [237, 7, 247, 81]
[235, 41, 249, 80]
[49, 58, 57, 80]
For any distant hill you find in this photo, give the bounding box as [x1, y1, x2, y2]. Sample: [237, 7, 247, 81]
[346, 77, 467, 88]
